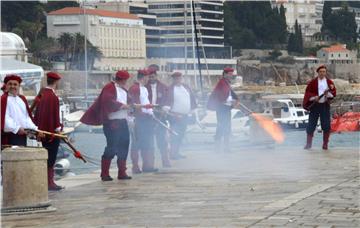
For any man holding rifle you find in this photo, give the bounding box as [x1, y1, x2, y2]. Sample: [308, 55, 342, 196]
[34, 72, 64, 191]
[81, 70, 132, 181]
[145, 65, 171, 168]
[164, 72, 197, 160]
[1, 74, 39, 146]
[303, 65, 336, 150]
[207, 67, 239, 153]
[129, 69, 158, 173]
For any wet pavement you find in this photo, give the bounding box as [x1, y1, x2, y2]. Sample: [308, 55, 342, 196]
[2, 136, 359, 228]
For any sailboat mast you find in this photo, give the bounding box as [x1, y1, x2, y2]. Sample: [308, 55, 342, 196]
[83, 0, 88, 101]
[184, 0, 188, 76]
[191, 0, 204, 96]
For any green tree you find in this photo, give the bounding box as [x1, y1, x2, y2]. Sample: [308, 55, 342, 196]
[269, 49, 282, 61]
[322, 1, 332, 32]
[29, 37, 58, 66]
[57, 33, 74, 70]
[224, 1, 288, 49]
[69, 33, 103, 70]
[87, 45, 103, 70]
[279, 4, 288, 43]
[287, 33, 296, 53]
[327, 6, 357, 45]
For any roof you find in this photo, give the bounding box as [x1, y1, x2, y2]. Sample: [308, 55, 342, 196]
[0, 58, 43, 79]
[322, 44, 349, 53]
[0, 32, 26, 51]
[48, 7, 139, 20]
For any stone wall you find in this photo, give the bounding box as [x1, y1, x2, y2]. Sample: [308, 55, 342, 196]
[328, 63, 360, 83]
[238, 61, 360, 86]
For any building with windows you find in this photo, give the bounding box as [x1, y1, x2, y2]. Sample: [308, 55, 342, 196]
[92, 1, 236, 85]
[147, 0, 228, 58]
[47, 7, 146, 71]
[317, 44, 357, 64]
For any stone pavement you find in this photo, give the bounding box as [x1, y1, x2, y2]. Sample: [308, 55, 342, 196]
[2, 144, 359, 227]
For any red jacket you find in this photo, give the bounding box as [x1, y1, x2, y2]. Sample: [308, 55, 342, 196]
[128, 82, 141, 105]
[166, 83, 197, 110]
[303, 77, 336, 111]
[1, 92, 33, 145]
[80, 82, 127, 125]
[34, 88, 61, 133]
[207, 78, 237, 111]
[145, 80, 168, 106]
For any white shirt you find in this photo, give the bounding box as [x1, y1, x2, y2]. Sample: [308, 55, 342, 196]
[4, 95, 37, 134]
[108, 85, 128, 120]
[318, 78, 333, 103]
[140, 85, 153, 115]
[224, 91, 234, 106]
[150, 83, 157, 105]
[171, 85, 191, 115]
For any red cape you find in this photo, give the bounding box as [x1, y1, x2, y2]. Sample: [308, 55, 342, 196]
[303, 77, 336, 111]
[166, 83, 197, 110]
[34, 88, 61, 133]
[207, 78, 231, 111]
[80, 82, 125, 126]
[1, 92, 33, 145]
[145, 80, 168, 106]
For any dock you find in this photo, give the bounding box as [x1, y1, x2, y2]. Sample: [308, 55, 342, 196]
[2, 142, 359, 227]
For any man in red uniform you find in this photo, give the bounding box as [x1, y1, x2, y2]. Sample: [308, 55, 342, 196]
[145, 65, 171, 167]
[303, 65, 336, 150]
[1, 74, 38, 146]
[207, 67, 239, 153]
[34, 72, 63, 191]
[129, 69, 158, 173]
[164, 72, 197, 160]
[81, 70, 132, 181]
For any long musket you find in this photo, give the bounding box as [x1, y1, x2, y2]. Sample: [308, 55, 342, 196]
[132, 104, 179, 135]
[152, 115, 179, 136]
[25, 129, 87, 163]
[307, 89, 329, 110]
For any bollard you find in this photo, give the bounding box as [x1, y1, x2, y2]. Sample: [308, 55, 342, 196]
[1, 147, 52, 213]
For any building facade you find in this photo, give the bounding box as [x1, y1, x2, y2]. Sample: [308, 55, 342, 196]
[47, 7, 146, 71]
[92, 1, 236, 87]
[317, 44, 357, 64]
[147, 0, 228, 58]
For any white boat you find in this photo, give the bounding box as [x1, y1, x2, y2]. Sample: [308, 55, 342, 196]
[261, 94, 309, 130]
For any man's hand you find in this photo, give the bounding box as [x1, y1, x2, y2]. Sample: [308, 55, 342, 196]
[232, 100, 240, 109]
[17, 128, 27, 135]
[37, 132, 45, 138]
[314, 96, 320, 102]
[36, 132, 45, 141]
[329, 84, 335, 90]
[121, 104, 130, 110]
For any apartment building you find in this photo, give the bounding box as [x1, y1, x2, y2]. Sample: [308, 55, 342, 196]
[47, 7, 146, 71]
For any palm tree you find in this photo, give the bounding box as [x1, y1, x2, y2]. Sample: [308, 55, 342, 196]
[57, 33, 73, 70]
[70, 33, 85, 70]
[87, 43, 103, 70]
